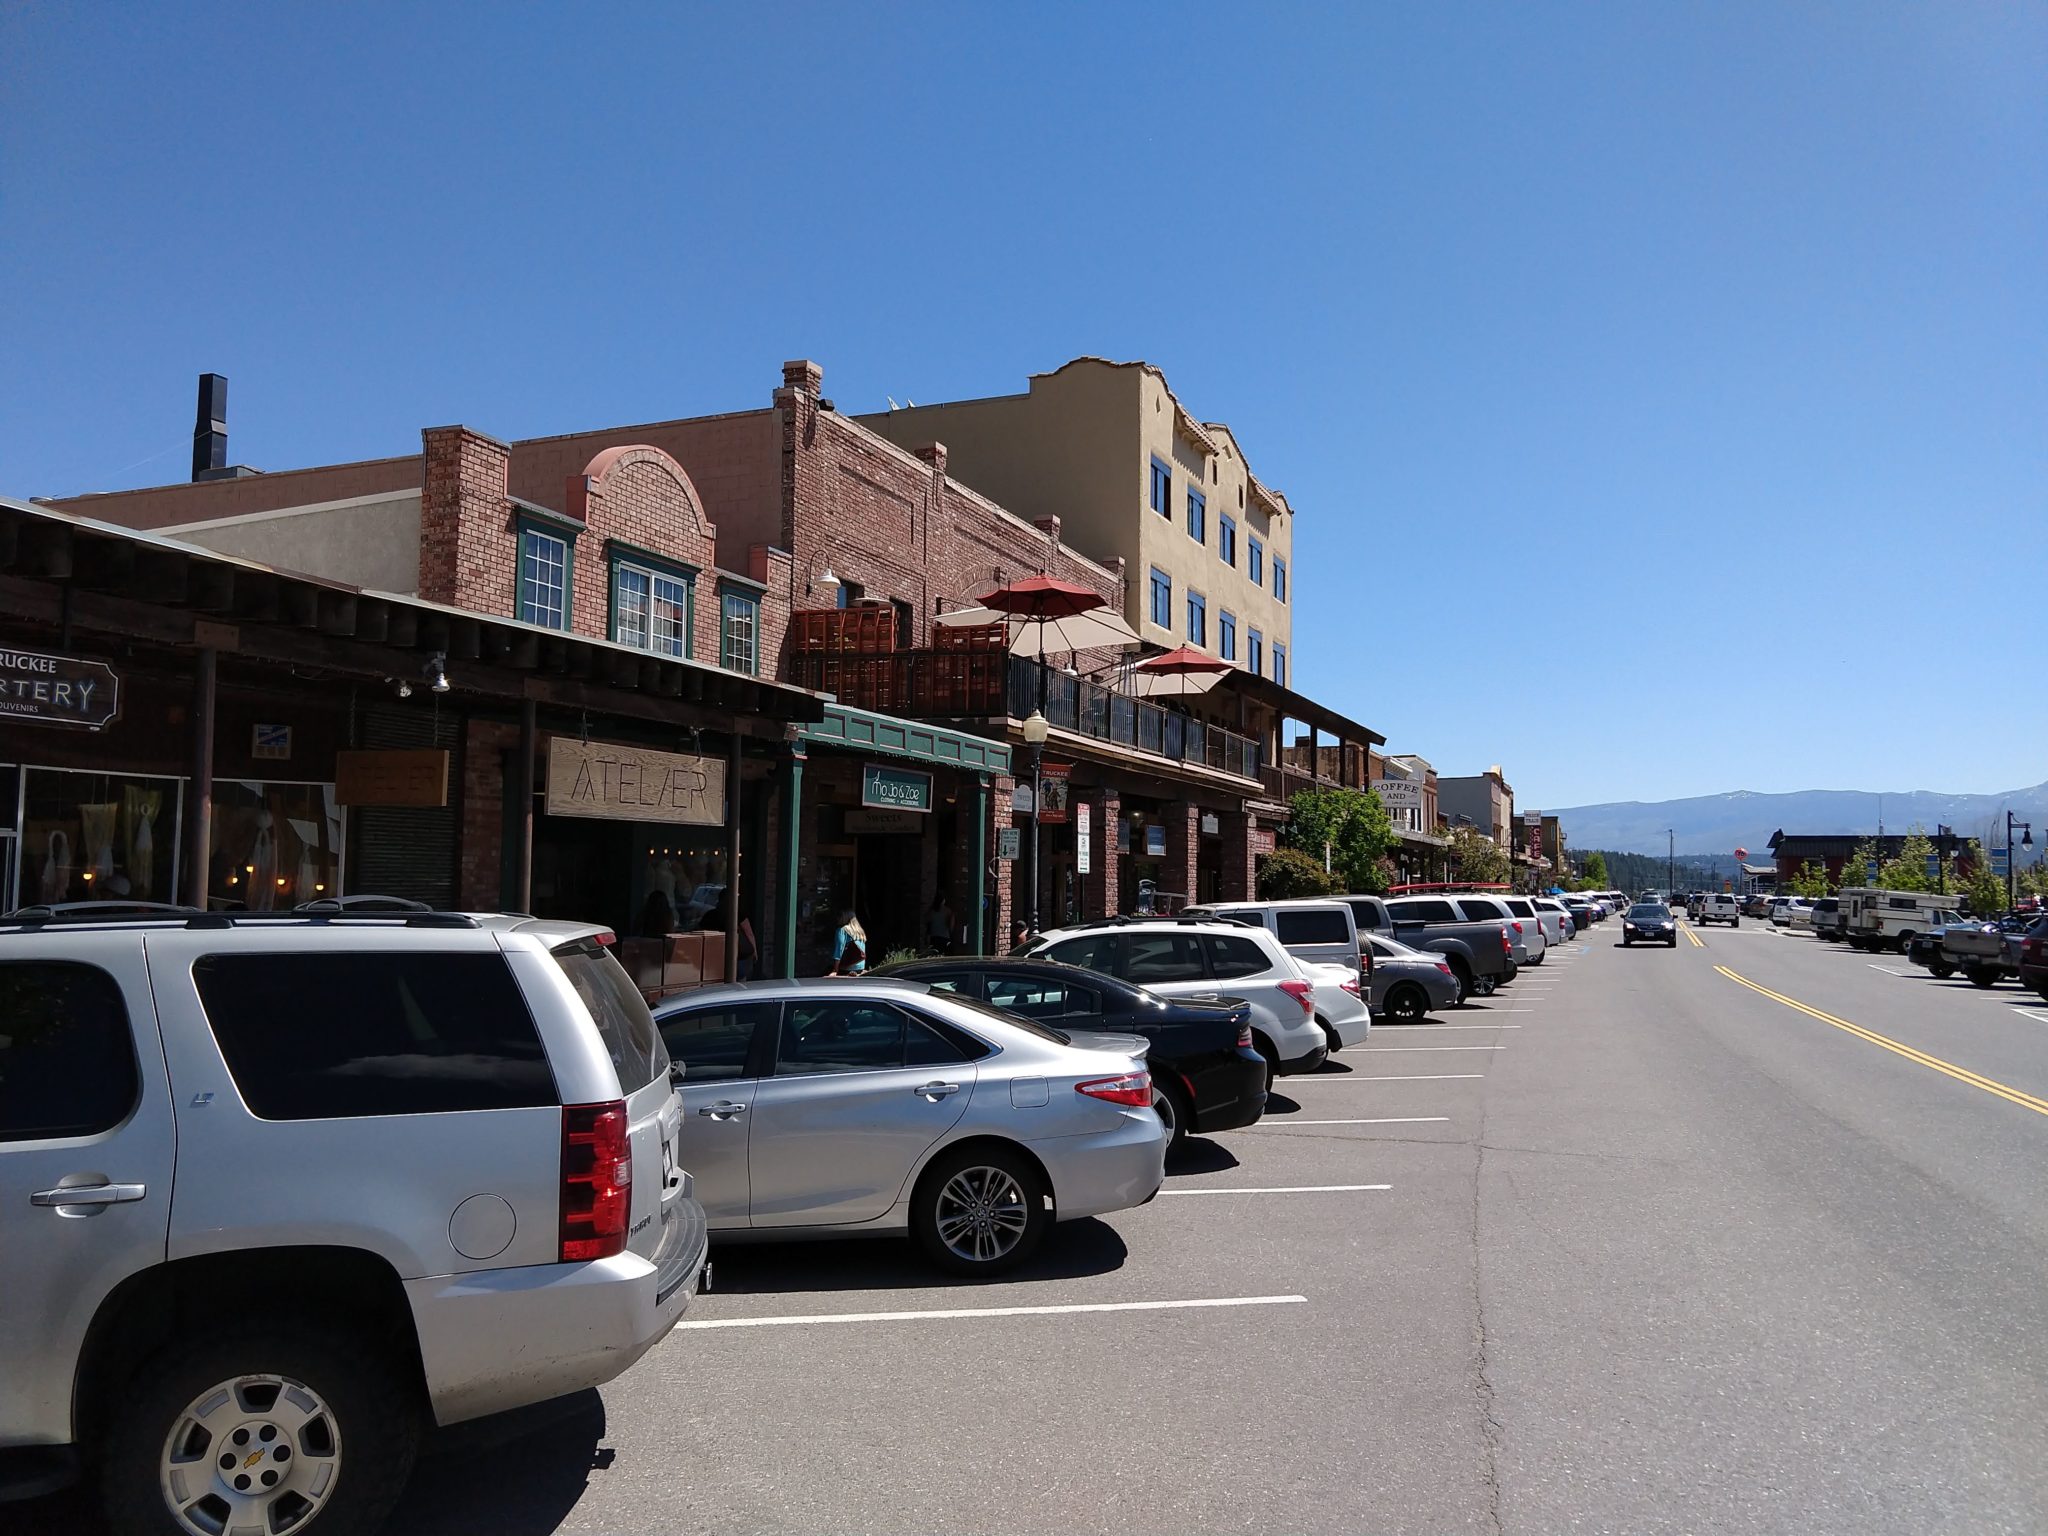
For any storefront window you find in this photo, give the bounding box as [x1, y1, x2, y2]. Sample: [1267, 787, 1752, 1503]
[209, 781, 345, 912]
[633, 835, 731, 939]
[20, 768, 179, 907]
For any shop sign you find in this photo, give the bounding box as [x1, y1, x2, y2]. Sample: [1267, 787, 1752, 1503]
[1037, 764, 1073, 825]
[546, 738, 726, 826]
[335, 749, 450, 808]
[1077, 803, 1092, 876]
[847, 808, 922, 835]
[0, 648, 118, 729]
[997, 827, 1021, 861]
[1012, 784, 1034, 814]
[252, 723, 292, 761]
[861, 763, 932, 813]
[1200, 812, 1220, 837]
[1377, 778, 1423, 832]
[1145, 824, 1167, 857]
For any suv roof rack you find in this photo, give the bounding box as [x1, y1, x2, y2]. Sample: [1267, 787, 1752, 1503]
[1050, 913, 1260, 932]
[0, 903, 481, 931]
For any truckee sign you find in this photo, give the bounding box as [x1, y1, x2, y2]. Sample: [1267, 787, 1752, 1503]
[546, 738, 726, 826]
[0, 649, 119, 729]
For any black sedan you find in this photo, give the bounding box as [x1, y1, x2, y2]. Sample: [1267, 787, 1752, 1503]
[875, 956, 1267, 1151]
[1622, 903, 1679, 947]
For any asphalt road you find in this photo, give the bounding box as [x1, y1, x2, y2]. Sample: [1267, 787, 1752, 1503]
[21, 918, 2048, 1534]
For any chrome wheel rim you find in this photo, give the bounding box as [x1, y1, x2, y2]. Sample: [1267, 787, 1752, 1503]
[1390, 987, 1422, 1023]
[158, 1373, 341, 1536]
[934, 1166, 1030, 1265]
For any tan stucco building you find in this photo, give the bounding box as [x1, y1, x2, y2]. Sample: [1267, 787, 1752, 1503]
[859, 358, 1295, 683]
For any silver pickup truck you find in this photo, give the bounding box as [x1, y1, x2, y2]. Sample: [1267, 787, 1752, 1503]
[1338, 894, 1515, 1004]
[1939, 916, 2028, 987]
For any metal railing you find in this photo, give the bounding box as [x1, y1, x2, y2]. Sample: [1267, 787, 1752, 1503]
[1005, 657, 1262, 780]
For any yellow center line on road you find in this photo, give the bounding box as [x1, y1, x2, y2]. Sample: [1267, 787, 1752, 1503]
[1682, 923, 1705, 948]
[1714, 964, 2048, 1118]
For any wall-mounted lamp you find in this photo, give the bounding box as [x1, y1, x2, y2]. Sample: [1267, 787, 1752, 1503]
[812, 564, 840, 600]
[425, 652, 451, 694]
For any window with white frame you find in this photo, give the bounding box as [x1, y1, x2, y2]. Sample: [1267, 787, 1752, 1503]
[612, 560, 691, 657]
[721, 591, 759, 675]
[518, 527, 569, 629]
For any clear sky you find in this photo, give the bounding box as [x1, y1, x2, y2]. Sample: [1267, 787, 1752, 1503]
[3, 3, 2042, 808]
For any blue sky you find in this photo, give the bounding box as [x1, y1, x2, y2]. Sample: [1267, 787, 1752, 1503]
[3, 3, 2042, 808]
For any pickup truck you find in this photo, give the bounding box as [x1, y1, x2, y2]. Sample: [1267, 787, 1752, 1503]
[1338, 894, 1514, 1005]
[1939, 915, 2030, 988]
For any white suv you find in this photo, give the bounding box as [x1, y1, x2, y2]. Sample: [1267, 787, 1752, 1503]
[0, 905, 706, 1535]
[1696, 894, 1741, 926]
[1025, 918, 1336, 1078]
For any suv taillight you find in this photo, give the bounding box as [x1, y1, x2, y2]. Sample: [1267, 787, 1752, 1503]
[1236, 1017, 1256, 1049]
[1500, 926, 1512, 954]
[1359, 945, 1374, 977]
[1278, 979, 1315, 1015]
[1511, 920, 1524, 936]
[1077, 1070, 1153, 1107]
[560, 1100, 632, 1263]
[1340, 975, 1362, 997]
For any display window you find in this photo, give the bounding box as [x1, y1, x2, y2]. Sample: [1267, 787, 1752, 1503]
[208, 781, 345, 911]
[19, 768, 180, 907]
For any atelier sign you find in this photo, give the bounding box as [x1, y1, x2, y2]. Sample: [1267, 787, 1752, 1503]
[547, 738, 726, 826]
[0, 648, 118, 729]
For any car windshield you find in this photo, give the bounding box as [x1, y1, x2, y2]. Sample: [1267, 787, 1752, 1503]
[1627, 904, 1668, 919]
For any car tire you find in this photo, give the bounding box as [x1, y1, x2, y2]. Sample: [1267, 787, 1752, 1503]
[1622, 937, 1632, 947]
[1446, 962, 1474, 1007]
[101, 1321, 419, 1536]
[1252, 1033, 1279, 1091]
[1152, 1080, 1191, 1157]
[912, 1144, 1049, 1277]
[1965, 967, 1997, 989]
[1668, 937, 1678, 947]
[1473, 972, 1499, 997]
[1929, 962, 1955, 979]
[1385, 983, 1428, 1024]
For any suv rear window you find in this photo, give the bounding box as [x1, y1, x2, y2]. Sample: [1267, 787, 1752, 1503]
[552, 939, 667, 1094]
[1275, 910, 1352, 945]
[0, 961, 139, 1143]
[1455, 898, 1510, 922]
[1205, 933, 1272, 980]
[1119, 932, 1206, 984]
[1389, 899, 1457, 922]
[1504, 900, 1535, 918]
[193, 952, 557, 1120]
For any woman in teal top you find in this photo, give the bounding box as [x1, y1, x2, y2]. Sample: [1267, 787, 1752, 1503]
[831, 910, 868, 975]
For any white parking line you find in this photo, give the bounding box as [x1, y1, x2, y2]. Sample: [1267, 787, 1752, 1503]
[1867, 964, 1911, 977]
[674, 1294, 1308, 1331]
[1369, 1024, 1521, 1030]
[1294, 1072, 1486, 1081]
[1353, 1045, 1506, 1052]
[1252, 1117, 1450, 1126]
[1160, 1184, 1391, 1197]
[2011, 1007, 2048, 1024]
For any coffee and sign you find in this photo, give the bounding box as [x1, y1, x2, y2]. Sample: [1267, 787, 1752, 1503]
[0, 648, 118, 730]
[547, 738, 726, 826]
[861, 763, 932, 813]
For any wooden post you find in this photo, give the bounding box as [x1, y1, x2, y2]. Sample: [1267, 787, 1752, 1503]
[513, 698, 536, 912]
[724, 731, 744, 981]
[777, 744, 806, 977]
[182, 648, 217, 906]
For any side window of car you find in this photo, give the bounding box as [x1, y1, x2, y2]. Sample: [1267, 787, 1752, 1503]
[1275, 910, 1351, 945]
[660, 1001, 779, 1082]
[1120, 932, 1206, 984]
[1205, 933, 1273, 980]
[1394, 899, 1457, 922]
[901, 1012, 982, 1067]
[906, 971, 981, 1001]
[1042, 934, 1116, 973]
[1455, 899, 1506, 922]
[0, 960, 140, 1143]
[1059, 983, 1102, 1017]
[984, 975, 1071, 1020]
[777, 1002, 908, 1075]
[192, 951, 556, 1119]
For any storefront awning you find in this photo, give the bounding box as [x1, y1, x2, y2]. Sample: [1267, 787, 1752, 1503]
[799, 703, 1011, 775]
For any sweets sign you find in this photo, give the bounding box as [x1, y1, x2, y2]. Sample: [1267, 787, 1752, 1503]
[0, 648, 119, 729]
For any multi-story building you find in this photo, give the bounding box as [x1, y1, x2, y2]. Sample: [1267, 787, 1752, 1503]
[1372, 752, 1449, 884]
[859, 358, 1295, 683]
[1439, 767, 1515, 850]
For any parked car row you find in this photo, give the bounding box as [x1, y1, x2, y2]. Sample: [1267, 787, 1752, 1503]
[1762, 883, 2048, 999]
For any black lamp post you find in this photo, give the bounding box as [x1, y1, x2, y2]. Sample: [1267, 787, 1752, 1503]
[1021, 707, 1050, 936]
[2006, 812, 2034, 911]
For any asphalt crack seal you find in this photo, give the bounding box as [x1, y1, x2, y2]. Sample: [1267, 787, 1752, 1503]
[1472, 1114, 1506, 1534]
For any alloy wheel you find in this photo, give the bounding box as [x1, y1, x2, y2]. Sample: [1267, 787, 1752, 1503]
[158, 1373, 341, 1536]
[933, 1165, 1031, 1265]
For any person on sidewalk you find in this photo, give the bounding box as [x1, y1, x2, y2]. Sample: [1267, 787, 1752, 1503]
[831, 910, 869, 976]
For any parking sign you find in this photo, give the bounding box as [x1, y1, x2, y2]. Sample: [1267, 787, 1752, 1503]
[1925, 853, 1941, 881]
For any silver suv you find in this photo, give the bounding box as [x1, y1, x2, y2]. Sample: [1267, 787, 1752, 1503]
[0, 905, 707, 1536]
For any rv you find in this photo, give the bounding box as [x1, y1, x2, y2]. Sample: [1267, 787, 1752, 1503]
[1840, 887, 1961, 953]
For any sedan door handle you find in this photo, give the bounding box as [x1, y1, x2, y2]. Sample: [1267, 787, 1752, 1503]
[32, 1182, 146, 1209]
[696, 1102, 747, 1119]
[913, 1081, 961, 1099]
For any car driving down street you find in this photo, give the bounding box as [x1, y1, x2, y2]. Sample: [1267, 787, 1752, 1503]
[1622, 902, 1679, 947]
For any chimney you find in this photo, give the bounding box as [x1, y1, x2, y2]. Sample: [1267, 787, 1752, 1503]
[192, 373, 229, 482]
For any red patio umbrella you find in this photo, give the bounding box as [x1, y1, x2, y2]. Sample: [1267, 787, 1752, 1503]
[1134, 644, 1233, 702]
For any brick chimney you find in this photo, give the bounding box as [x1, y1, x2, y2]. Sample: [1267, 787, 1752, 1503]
[419, 426, 512, 609]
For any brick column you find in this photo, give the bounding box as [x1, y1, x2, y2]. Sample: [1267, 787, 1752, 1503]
[1081, 788, 1121, 919]
[1160, 803, 1200, 911]
[1220, 809, 1260, 901]
[419, 426, 512, 611]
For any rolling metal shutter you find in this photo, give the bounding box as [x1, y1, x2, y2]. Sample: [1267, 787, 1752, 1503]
[346, 706, 458, 907]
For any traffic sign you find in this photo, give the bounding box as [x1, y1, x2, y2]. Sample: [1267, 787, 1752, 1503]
[1992, 847, 2010, 875]
[1866, 860, 1879, 884]
[1925, 853, 1941, 881]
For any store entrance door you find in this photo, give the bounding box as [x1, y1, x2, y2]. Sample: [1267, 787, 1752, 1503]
[855, 832, 923, 960]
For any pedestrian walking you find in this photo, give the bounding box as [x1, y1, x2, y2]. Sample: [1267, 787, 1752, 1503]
[831, 909, 868, 975]
[926, 893, 955, 955]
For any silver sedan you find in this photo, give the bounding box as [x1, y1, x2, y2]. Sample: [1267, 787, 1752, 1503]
[1364, 934, 1463, 1023]
[653, 977, 1168, 1275]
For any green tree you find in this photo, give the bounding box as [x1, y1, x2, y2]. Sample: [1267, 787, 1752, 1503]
[1876, 828, 1937, 893]
[1788, 860, 1831, 899]
[1957, 864, 2007, 916]
[1278, 787, 1397, 894]
[1443, 823, 1510, 885]
[1580, 851, 1609, 888]
[1256, 846, 1339, 899]
[1839, 838, 1882, 891]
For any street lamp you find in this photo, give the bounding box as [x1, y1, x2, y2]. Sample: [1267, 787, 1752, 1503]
[1021, 708, 1050, 937]
[2006, 811, 2034, 911]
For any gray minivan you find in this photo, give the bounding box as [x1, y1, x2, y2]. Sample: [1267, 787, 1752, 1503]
[1184, 899, 1363, 978]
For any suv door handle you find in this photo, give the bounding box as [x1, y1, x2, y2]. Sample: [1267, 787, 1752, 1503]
[32, 1182, 146, 1210]
[697, 1101, 747, 1119]
[914, 1081, 961, 1099]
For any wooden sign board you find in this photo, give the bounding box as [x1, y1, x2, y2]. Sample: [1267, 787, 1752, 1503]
[335, 749, 450, 808]
[547, 738, 726, 826]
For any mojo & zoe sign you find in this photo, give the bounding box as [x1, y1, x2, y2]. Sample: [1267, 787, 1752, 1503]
[547, 738, 726, 826]
[0, 648, 119, 729]
[861, 763, 932, 813]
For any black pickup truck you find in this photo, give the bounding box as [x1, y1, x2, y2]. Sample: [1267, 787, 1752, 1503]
[1340, 894, 1515, 1005]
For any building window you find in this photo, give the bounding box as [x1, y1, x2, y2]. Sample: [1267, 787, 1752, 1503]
[1186, 590, 1206, 647]
[1218, 610, 1237, 661]
[1150, 457, 1172, 516]
[610, 550, 693, 658]
[1218, 514, 1236, 567]
[721, 591, 759, 675]
[1187, 487, 1206, 544]
[1273, 643, 1287, 687]
[1248, 537, 1264, 586]
[1247, 627, 1264, 677]
[1273, 556, 1288, 603]
[1148, 566, 1172, 629]
[518, 529, 569, 629]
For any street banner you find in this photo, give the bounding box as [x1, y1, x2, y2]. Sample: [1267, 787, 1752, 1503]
[1038, 763, 1073, 824]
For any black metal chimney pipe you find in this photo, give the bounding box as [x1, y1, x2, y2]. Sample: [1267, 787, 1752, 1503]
[192, 373, 228, 482]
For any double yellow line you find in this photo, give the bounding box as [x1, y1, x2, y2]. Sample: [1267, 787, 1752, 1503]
[1715, 964, 2048, 1118]
[1681, 922, 1705, 949]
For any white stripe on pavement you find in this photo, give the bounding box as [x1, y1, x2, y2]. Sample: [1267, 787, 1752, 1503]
[1251, 1117, 1450, 1126]
[1867, 964, 1911, 977]
[1160, 1184, 1391, 1197]
[1369, 1024, 1521, 1030]
[1293, 1072, 1486, 1081]
[674, 1294, 1307, 1331]
[1352, 1045, 1507, 1052]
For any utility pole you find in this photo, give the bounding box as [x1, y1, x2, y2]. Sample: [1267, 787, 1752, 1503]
[1666, 828, 1675, 899]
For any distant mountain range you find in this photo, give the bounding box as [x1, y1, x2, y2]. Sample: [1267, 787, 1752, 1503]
[1552, 782, 2048, 860]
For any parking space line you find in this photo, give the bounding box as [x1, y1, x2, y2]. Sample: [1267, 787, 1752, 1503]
[1160, 1184, 1391, 1197]
[1353, 1045, 1506, 1052]
[673, 1294, 1309, 1331]
[1251, 1117, 1450, 1126]
[1867, 964, 1911, 977]
[1295, 1072, 1485, 1081]
[1369, 1024, 1520, 1030]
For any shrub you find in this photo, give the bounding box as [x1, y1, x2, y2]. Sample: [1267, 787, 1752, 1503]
[1257, 846, 1339, 899]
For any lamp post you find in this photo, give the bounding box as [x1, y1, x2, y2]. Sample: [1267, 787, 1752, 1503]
[1021, 708, 1050, 937]
[2006, 812, 2034, 911]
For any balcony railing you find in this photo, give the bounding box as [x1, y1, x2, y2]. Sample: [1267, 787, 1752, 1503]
[789, 651, 1262, 782]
